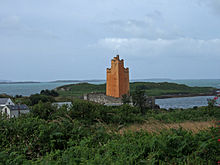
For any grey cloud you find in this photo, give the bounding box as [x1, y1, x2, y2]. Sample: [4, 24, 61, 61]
[0, 16, 20, 28]
[104, 10, 183, 40]
[197, 0, 220, 15]
[145, 10, 163, 22]
[210, 0, 220, 14]
[0, 16, 60, 39]
[90, 37, 220, 79]
[94, 37, 220, 58]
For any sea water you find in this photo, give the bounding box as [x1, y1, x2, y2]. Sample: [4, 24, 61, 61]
[0, 82, 73, 96]
[156, 96, 220, 109]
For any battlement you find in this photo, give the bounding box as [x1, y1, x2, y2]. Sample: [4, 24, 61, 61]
[112, 55, 124, 61]
[106, 68, 111, 73]
[124, 67, 129, 73]
[114, 55, 120, 60]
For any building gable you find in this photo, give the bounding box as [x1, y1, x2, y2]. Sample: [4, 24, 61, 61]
[0, 98, 15, 106]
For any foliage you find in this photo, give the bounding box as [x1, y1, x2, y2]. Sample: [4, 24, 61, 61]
[0, 113, 219, 164]
[132, 88, 148, 114]
[148, 106, 220, 123]
[29, 94, 55, 106]
[0, 94, 12, 98]
[121, 94, 130, 104]
[40, 89, 59, 97]
[31, 101, 57, 120]
[207, 98, 217, 108]
[29, 100, 220, 124]
[0, 100, 220, 164]
[15, 95, 23, 98]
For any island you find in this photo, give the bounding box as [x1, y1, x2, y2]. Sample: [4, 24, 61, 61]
[55, 82, 217, 99]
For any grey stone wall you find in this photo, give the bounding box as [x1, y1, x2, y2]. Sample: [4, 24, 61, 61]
[84, 93, 123, 106]
[84, 93, 157, 108]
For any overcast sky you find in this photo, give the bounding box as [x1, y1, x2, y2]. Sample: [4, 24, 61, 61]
[0, 0, 220, 81]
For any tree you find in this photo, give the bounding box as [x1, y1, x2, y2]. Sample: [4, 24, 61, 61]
[132, 88, 147, 115]
[207, 96, 218, 114]
[122, 94, 130, 104]
[40, 89, 59, 97]
[31, 101, 56, 120]
[29, 94, 55, 105]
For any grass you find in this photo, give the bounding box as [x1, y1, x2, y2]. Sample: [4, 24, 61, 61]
[118, 120, 216, 134]
[57, 83, 106, 97]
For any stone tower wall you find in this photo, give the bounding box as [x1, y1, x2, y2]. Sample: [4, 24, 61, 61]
[106, 55, 129, 98]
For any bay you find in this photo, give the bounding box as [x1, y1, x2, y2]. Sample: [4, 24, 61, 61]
[156, 96, 220, 109]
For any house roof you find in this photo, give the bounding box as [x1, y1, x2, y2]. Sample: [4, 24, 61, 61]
[0, 98, 10, 105]
[6, 104, 29, 111]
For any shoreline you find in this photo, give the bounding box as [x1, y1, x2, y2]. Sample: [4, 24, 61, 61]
[155, 93, 215, 99]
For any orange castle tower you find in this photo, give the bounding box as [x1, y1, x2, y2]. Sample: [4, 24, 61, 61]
[106, 55, 129, 98]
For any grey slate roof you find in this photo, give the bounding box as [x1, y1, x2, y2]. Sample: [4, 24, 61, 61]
[6, 104, 29, 111]
[0, 98, 9, 104]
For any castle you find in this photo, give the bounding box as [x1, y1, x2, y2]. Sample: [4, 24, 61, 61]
[106, 55, 129, 98]
[84, 55, 155, 107]
[84, 55, 129, 105]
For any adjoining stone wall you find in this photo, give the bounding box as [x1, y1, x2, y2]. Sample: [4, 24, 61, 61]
[84, 93, 123, 106]
[145, 97, 156, 109]
[106, 55, 129, 98]
[84, 93, 157, 108]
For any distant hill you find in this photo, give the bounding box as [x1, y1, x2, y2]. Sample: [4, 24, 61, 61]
[50, 80, 105, 83]
[0, 80, 11, 83]
[0, 81, 40, 84]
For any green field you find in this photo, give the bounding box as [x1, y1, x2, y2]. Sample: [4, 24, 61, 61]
[56, 82, 216, 97]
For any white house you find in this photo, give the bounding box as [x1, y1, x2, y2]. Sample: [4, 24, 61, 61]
[0, 98, 15, 106]
[52, 102, 72, 108]
[217, 90, 220, 96]
[0, 104, 30, 118]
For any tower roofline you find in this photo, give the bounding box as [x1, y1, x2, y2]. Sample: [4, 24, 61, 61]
[112, 55, 125, 63]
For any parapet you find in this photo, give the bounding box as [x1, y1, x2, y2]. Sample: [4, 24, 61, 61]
[124, 67, 129, 73]
[114, 55, 120, 60]
[111, 55, 125, 67]
[107, 68, 112, 73]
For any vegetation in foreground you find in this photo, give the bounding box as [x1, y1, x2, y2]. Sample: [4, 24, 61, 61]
[55, 82, 216, 98]
[0, 99, 220, 164]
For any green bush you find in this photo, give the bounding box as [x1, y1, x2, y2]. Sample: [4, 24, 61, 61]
[1, 101, 219, 164]
[29, 94, 55, 106]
